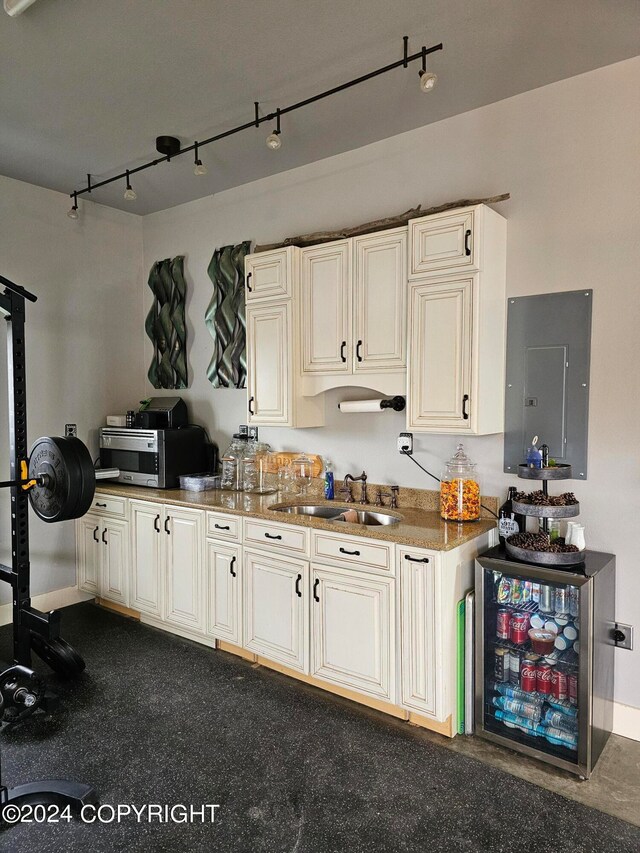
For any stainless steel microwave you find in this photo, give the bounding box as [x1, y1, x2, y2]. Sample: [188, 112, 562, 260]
[99, 427, 206, 488]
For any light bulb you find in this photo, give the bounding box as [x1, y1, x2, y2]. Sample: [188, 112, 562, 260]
[419, 70, 438, 92]
[67, 206, 79, 220]
[124, 187, 137, 201]
[266, 131, 281, 151]
[194, 159, 208, 176]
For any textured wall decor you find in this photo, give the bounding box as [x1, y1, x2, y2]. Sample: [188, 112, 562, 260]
[145, 256, 188, 389]
[205, 241, 251, 388]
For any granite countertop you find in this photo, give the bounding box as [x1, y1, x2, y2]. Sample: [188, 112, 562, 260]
[96, 482, 497, 552]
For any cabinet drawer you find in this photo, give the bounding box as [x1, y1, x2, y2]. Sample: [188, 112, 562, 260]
[91, 493, 128, 518]
[244, 518, 309, 556]
[206, 511, 241, 541]
[409, 208, 476, 277]
[311, 531, 393, 575]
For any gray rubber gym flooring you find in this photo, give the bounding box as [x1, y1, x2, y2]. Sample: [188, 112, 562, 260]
[1, 602, 639, 852]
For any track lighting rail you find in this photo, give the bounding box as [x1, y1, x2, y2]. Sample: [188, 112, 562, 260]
[68, 37, 442, 204]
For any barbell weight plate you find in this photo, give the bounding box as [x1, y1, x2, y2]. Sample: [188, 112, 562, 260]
[27, 436, 95, 523]
[30, 635, 86, 678]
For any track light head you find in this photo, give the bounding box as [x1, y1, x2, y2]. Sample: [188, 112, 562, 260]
[419, 70, 438, 92]
[124, 170, 137, 201]
[266, 131, 281, 151]
[193, 143, 208, 175]
[67, 192, 79, 219]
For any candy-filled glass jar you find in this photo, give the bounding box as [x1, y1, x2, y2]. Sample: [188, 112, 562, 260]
[440, 443, 481, 521]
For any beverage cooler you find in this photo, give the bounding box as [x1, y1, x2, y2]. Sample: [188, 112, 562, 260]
[475, 545, 615, 779]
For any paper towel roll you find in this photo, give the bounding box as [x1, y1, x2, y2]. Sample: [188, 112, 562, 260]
[338, 399, 386, 413]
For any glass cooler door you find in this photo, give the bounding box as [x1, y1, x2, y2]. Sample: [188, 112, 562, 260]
[477, 564, 588, 771]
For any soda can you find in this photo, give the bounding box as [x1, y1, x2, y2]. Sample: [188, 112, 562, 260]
[520, 657, 538, 693]
[552, 666, 568, 701]
[521, 581, 532, 603]
[569, 586, 580, 618]
[510, 612, 531, 644]
[531, 583, 541, 604]
[496, 608, 511, 640]
[497, 576, 512, 604]
[568, 672, 578, 705]
[555, 586, 570, 616]
[511, 579, 523, 605]
[539, 584, 554, 614]
[536, 661, 553, 695]
[494, 648, 509, 682]
[509, 649, 522, 685]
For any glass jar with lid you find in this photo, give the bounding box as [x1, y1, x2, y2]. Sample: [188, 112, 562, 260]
[293, 452, 313, 496]
[243, 441, 275, 493]
[220, 434, 248, 491]
[440, 443, 481, 521]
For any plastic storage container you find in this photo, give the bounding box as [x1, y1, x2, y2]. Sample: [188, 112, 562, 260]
[440, 443, 481, 521]
[220, 434, 248, 491]
[178, 473, 221, 492]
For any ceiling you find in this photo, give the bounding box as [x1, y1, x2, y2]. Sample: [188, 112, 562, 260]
[1, 1, 638, 215]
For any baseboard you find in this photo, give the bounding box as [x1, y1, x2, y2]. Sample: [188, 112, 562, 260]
[0, 586, 94, 628]
[140, 615, 216, 649]
[613, 701, 640, 741]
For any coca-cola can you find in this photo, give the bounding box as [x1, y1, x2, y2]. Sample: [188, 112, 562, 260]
[509, 649, 522, 685]
[510, 612, 531, 645]
[552, 666, 568, 701]
[496, 608, 510, 640]
[520, 657, 538, 693]
[568, 672, 578, 705]
[494, 648, 509, 682]
[536, 661, 553, 695]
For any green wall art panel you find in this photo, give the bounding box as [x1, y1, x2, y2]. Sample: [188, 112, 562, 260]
[205, 241, 251, 389]
[145, 256, 188, 389]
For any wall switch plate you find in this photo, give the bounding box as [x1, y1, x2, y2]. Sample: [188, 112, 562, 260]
[238, 424, 248, 436]
[248, 426, 259, 441]
[65, 423, 77, 437]
[398, 432, 413, 454]
[613, 622, 633, 650]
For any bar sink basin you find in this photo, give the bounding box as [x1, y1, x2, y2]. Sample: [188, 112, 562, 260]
[271, 505, 400, 526]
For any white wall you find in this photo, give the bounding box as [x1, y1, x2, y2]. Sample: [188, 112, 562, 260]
[142, 57, 640, 709]
[0, 175, 144, 601]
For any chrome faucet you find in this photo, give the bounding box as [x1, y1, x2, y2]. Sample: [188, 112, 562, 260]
[343, 471, 368, 505]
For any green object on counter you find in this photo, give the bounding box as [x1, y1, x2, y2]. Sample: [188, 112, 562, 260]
[457, 598, 465, 735]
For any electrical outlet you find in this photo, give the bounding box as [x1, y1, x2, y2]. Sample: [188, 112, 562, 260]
[398, 432, 413, 454]
[238, 424, 249, 436]
[613, 623, 634, 650]
[65, 423, 77, 438]
[248, 426, 259, 441]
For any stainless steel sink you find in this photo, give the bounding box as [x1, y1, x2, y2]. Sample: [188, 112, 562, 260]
[272, 504, 400, 526]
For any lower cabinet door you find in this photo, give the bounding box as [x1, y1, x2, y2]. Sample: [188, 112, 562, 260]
[399, 548, 440, 718]
[164, 506, 204, 634]
[130, 500, 164, 618]
[101, 519, 129, 606]
[311, 565, 396, 702]
[77, 515, 101, 595]
[207, 540, 242, 645]
[243, 549, 308, 672]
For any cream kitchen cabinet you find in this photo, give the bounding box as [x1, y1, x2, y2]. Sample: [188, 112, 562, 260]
[243, 547, 309, 673]
[407, 206, 506, 435]
[130, 500, 205, 635]
[76, 513, 129, 606]
[206, 539, 242, 645]
[245, 247, 295, 302]
[311, 564, 396, 703]
[300, 230, 407, 395]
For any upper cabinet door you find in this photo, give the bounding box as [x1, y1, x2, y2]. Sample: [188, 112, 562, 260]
[300, 241, 351, 374]
[408, 276, 474, 432]
[245, 248, 295, 301]
[409, 208, 476, 277]
[353, 229, 407, 372]
[247, 300, 291, 425]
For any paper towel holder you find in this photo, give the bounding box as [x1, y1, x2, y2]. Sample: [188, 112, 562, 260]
[338, 396, 406, 413]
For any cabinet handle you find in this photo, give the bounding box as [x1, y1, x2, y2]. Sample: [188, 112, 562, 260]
[164, 516, 171, 535]
[464, 229, 472, 256]
[295, 573, 302, 598]
[313, 578, 320, 602]
[154, 514, 160, 533]
[246, 271, 253, 292]
[230, 556, 237, 578]
[404, 555, 429, 563]
[214, 524, 230, 531]
[264, 532, 282, 540]
[93, 525, 99, 543]
[101, 528, 107, 545]
[339, 546, 360, 556]
[248, 396, 255, 415]
[340, 340, 347, 363]
[462, 394, 470, 420]
[356, 340, 363, 362]
[95, 502, 107, 508]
